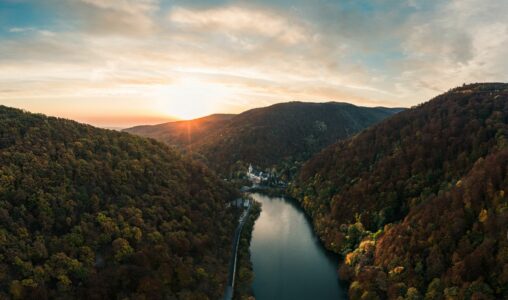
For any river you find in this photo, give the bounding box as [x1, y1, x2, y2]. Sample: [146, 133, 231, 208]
[249, 193, 347, 299]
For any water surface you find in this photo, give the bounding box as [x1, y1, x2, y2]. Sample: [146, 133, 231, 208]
[250, 193, 346, 300]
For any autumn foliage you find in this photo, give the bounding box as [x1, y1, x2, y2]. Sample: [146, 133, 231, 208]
[127, 102, 401, 176]
[0, 106, 239, 299]
[292, 83, 508, 299]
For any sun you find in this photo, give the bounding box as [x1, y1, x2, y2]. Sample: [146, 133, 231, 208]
[153, 78, 232, 120]
[166, 98, 210, 120]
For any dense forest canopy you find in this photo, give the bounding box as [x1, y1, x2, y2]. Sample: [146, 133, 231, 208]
[0, 106, 238, 299]
[291, 83, 508, 299]
[127, 102, 402, 176]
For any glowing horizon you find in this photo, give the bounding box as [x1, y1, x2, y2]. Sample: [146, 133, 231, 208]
[1, 0, 507, 127]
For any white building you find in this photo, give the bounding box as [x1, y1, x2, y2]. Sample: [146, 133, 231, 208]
[247, 164, 262, 184]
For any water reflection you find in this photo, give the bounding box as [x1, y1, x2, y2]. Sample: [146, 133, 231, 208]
[250, 193, 347, 300]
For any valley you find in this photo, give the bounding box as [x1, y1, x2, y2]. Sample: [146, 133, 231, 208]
[1, 83, 507, 300]
[124, 102, 402, 178]
[2, 1, 507, 299]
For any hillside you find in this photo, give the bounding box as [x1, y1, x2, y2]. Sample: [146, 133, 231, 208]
[124, 114, 236, 148]
[125, 102, 401, 176]
[0, 106, 238, 299]
[194, 102, 403, 175]
[291, 83, 508, 299]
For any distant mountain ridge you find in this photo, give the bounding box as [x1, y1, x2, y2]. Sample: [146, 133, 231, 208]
[125, 101, 403, 175]
[124, 114, 236, 147]
[291, 83, 508, 299]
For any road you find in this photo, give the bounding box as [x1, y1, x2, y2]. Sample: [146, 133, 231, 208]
[223, 199, 251, 300]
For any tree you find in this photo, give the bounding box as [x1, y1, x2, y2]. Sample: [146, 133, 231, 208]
[112, 238, 134, 262]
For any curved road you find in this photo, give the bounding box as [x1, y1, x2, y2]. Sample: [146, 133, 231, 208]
[223, 200, 251, 300]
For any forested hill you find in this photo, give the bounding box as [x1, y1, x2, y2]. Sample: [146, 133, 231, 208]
[192, 102, 402, 174]
[0, 106, 238, 299]
[124, 114, 236, 147]
[291, 83, 508, 299]
[125, 102, 402, 176]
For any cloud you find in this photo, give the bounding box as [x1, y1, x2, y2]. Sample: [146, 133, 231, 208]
[80, 0, 158, 14]
[9, 27, 55, 36]
[168, 5, 311, 45]
[9, 27, 30, 33]
[43, 0, 161, 36]
[0, 0, 507, 126]
[390, 0, 508, 99]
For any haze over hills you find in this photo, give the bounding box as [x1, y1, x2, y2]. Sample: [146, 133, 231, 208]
[126, 102, 403, 175]
[125, 114, 236, 147]
[291, 83, 508, 299]
[0, 106, 238, 299]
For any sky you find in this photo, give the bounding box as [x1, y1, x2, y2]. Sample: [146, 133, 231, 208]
[0, 0, 507, 127]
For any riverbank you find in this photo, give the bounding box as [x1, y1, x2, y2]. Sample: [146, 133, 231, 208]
[233, 200, 261, 300]
[246, 186, 287, 198]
